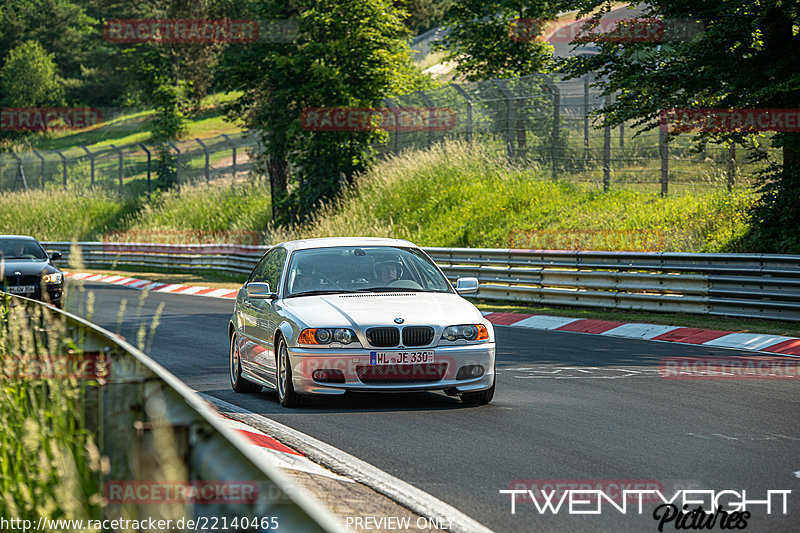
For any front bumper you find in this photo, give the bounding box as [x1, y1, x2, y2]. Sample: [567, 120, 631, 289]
[1, 284, 62, 306]
[286, 342, 495, 395]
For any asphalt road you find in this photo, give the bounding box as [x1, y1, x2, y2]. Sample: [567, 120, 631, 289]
[66, 282, 800, 532]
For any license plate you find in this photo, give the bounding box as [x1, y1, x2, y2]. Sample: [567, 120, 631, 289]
[5, 285, 35, 294]
[370, 350, 435, 365]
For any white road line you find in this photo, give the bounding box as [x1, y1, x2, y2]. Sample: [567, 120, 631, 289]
[201, 394, 496, 533]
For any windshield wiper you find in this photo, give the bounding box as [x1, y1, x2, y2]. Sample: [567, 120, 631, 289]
[355, 287, 438, 292]
[285, 290, 355, 298]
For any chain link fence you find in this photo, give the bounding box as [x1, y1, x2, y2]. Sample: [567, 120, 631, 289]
[0, 132, 256, 197]
[380, 74, 783, 196]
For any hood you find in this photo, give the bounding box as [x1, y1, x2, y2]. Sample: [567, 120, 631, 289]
[0, 259, 58, 279]
[282, 291, 483, 329]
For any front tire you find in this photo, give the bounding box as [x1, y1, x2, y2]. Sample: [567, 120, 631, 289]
[276, 336, 304, 407]
[230, 332, 261, 393]
[461, 380, 495, 405]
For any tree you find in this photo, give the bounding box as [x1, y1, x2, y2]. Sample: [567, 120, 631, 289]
[398, 0, 453, 34]
[220, 0, 432, 223]
[562, 1, 800, 253]
[0, 40, 63, 106]
[439, 0, 565, 81]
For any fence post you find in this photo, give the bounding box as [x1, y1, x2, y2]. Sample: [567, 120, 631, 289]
[416, 91, 436, 148]
[451, 84, 473, 143]
[583, 75, 590, 162]
[80, 146, 95, 190]
[138, 143, 151, 201]
[549, 78, 561, 180]
[55, 150, 67, 190]
[167, 141, 181, 192]
[619, 122, 625, 148]
[494, 79, 515, 160]
[222, 134, 236, 180]
[660, 126, 669, 197]
[195, 138, 210, 182]
[10, 153, 28, 192]
[727, 142, 735, 192]
[110, 144, 124, 199]
[382, 99, 402, 153]
[32, 149, 46, 190]
[603, 117, 611, 192]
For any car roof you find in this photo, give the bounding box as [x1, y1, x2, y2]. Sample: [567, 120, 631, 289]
[0, 235, 38, 241]
[280, 237, 418, 252]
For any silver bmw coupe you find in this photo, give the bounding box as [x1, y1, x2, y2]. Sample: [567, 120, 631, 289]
[228, 237, 496, 407]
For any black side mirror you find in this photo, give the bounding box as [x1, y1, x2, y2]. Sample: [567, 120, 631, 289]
[50, 251, 63, 261]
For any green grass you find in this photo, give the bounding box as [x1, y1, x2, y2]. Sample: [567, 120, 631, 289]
[12, 92, 245, 153]
[0, 295, 104, 523]
[297, 140, 755, 252]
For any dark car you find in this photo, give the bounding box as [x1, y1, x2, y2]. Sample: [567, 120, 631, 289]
[0, 235, 64, 307]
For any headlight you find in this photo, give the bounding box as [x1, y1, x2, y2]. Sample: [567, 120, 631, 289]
[298, 328, 357, 345]
[441, 324, 489, 342]
[42, 273, 63, 284]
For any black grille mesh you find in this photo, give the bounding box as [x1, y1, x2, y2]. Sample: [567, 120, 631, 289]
[366, 327, 400, 347]
[402, 326, 435, 347]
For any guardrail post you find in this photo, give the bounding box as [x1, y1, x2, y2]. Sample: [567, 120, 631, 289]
[167, 141, 181, 192]
[10, 153, 28, 192]
[80, 146, 95, 190]
[451, 84, 473, 143]
[727, 143, 735, 192]
[659, 126, 669, 197]
[195, 138, 210, 182]
[222, 134, 236, 180]
[138, 143, 151, 201]
[110, 144, 124, 199]
[31, 149, 45, 190]
[55, 150, 67, 190]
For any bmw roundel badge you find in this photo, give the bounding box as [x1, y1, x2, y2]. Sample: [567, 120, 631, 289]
[394, 317, 404, 324]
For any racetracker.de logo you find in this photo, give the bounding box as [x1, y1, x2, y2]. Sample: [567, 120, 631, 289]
[510, 17, 702, 43]
[104, 481, 258, 504]
[661, 108, 800, 132]
[1, 352, 110, 380]
[301, 107, 456, 132]
[104, 19, 259, 43]
[660, 357, 800, 380]
[1, 108, 102, 132]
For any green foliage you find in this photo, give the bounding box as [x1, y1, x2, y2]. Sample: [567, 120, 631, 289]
[439, 0, 563, 80]
[220, 0, 434, 224]
[0, 40, 63, 107]
[399, 0, 454, 34]
[561, 0, 800, 252]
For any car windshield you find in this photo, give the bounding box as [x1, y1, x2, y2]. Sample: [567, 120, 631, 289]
[0, 239, 47, 261]
[284, 246, 453, 297]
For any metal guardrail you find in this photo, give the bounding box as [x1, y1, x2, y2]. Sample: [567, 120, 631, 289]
[45, 242, 800, 321]
[1, 292, 340, 531]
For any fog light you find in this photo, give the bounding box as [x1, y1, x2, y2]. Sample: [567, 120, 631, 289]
[312, 369, 345, 383]
[456, 365, 484, 380]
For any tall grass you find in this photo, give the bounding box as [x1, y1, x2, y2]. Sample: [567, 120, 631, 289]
[299, 140, 754, 251]
[0, 296, 105, 524]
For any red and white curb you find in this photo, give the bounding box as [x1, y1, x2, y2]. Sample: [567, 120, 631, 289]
[65, 271, 238, 299]
[218, 413, 352, 483]
[482, 312, 800, 357]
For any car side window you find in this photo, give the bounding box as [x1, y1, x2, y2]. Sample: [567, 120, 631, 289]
[252, 247, 287, 290]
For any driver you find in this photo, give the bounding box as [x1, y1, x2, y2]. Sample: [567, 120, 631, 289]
[376, 261, 401, 284]
[294, 273, 313, 293]
[12, 241, 26, 258]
